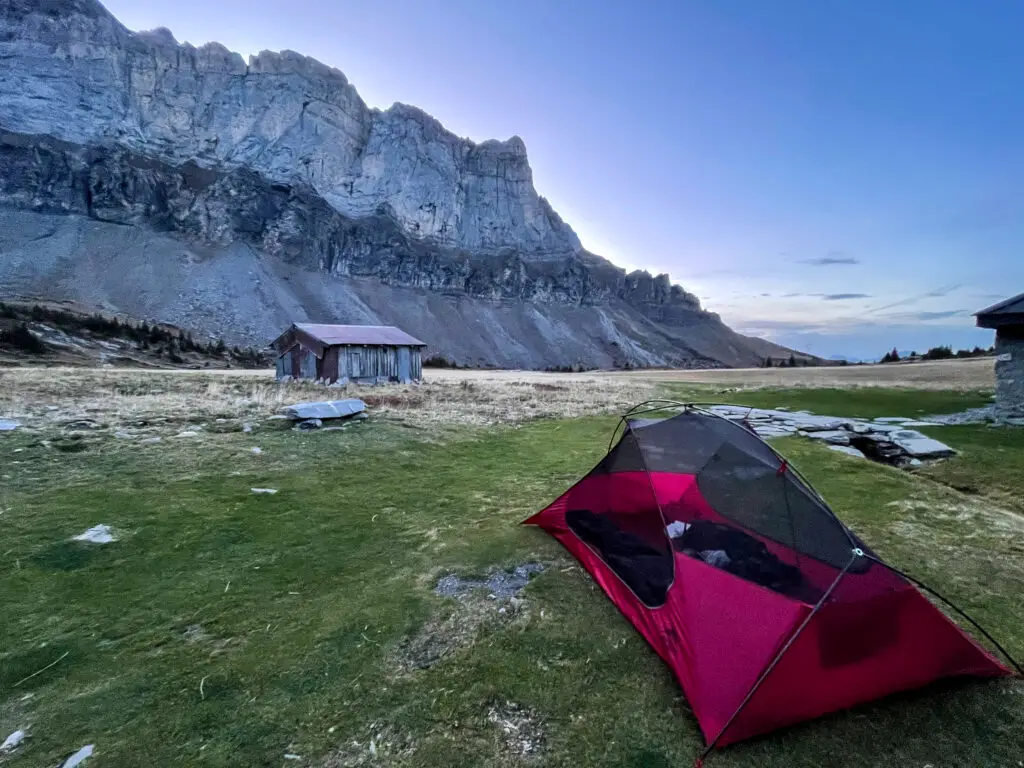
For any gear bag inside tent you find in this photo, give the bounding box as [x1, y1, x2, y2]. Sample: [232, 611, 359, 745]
[524, 402, 1019, 756]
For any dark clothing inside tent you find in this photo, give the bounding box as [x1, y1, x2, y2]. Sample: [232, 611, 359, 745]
[524, 406, 1014, 750]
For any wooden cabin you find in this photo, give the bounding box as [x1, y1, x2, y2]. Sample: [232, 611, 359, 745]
[271, 323, 426, 384]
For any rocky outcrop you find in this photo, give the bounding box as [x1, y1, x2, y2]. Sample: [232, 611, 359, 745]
[0, 0, 802, 368]
[0, 0, 580, 258]
[0, 130, 701, 309]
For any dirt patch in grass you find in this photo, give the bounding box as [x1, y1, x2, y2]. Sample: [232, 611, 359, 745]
[394, 594, 528, 673]
[395, 565, 544, 672]
[434, 563, 546, 600]
[487, 700, 546, 762]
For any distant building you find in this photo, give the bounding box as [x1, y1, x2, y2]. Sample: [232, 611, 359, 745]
[975, 292, 1024, 417]
[271, 323, 426, 384]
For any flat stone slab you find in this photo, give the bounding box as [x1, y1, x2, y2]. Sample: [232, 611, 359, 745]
[790, 418, 848, 432]
[865, 423, 903, 433]
[753, 425, 797, 434]
[632, 405, 958, 467]
[0, 419, 20, 431]
[829, 445, 866, 459]
[890, 435, 957, 458]
[282, 399, 366, 421]
[805, 430, 851, 445]
[890, 429, 928, 441]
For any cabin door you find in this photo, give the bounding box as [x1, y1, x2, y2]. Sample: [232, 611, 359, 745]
[397, 346, 411, 382]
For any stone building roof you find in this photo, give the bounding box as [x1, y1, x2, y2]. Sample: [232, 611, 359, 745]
[975, 292, 1024, 329]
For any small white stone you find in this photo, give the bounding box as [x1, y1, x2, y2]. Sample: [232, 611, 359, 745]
[1, 729, 26, 753]
[73, 525, 117, 544]
[251, 488, 278, 494]
[61, 744, 94, 768]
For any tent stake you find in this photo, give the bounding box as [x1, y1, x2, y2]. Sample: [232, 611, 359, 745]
[695, 552, 859, 765]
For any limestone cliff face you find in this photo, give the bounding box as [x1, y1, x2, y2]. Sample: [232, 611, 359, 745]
[0, 0, 788, 369]
[0, 0, 580, 257]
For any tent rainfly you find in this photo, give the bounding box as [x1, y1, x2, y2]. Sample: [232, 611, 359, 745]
[524, 402, 1019, 758]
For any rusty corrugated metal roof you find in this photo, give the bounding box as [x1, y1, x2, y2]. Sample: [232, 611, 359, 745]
[294, 323, 426, 346]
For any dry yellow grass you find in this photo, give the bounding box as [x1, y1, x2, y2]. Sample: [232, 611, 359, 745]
[0, 367, 655, 433]
[602, 357, 995, 390]
[0, 358, 992, 437]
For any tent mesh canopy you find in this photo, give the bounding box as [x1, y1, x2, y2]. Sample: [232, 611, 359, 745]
[526, 404, 1012, 750]
[563, 409, 880, 607]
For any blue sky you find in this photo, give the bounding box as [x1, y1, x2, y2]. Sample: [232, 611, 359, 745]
[103, 0, 1024, 359]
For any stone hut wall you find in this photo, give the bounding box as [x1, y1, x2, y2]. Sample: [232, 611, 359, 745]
[995, 328, 1024, 417]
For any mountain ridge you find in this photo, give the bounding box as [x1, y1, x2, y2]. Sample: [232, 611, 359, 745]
[0, 0, 807, 369]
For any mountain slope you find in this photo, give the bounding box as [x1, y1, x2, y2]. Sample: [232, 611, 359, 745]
[0, 0, 806, 369]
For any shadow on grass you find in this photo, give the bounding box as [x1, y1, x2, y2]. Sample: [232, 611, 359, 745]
[29, 540, 111, 571]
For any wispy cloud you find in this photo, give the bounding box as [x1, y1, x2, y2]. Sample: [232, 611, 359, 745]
[869, 283, 963, 313]
[924, 284, 962, 298]
[886, 309, 970, 322]
[823, 293, 871, 300]
[799, 251, 860, 267]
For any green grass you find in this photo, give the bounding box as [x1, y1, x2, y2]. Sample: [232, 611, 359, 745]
[662, 385, 994, 419]
[916, 425, 1024, 515]
[0, 389, 1021, 767]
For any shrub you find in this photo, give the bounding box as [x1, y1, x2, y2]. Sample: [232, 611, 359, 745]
[0, 323, 46, 354]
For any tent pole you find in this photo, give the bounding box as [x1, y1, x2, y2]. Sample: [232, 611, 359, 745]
[862, 553, 1022, 676]
[694, 552, 859, 766]
[608, 400, 692, 453]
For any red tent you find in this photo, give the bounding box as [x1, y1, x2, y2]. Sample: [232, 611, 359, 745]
[524, 404, 1015, 753]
